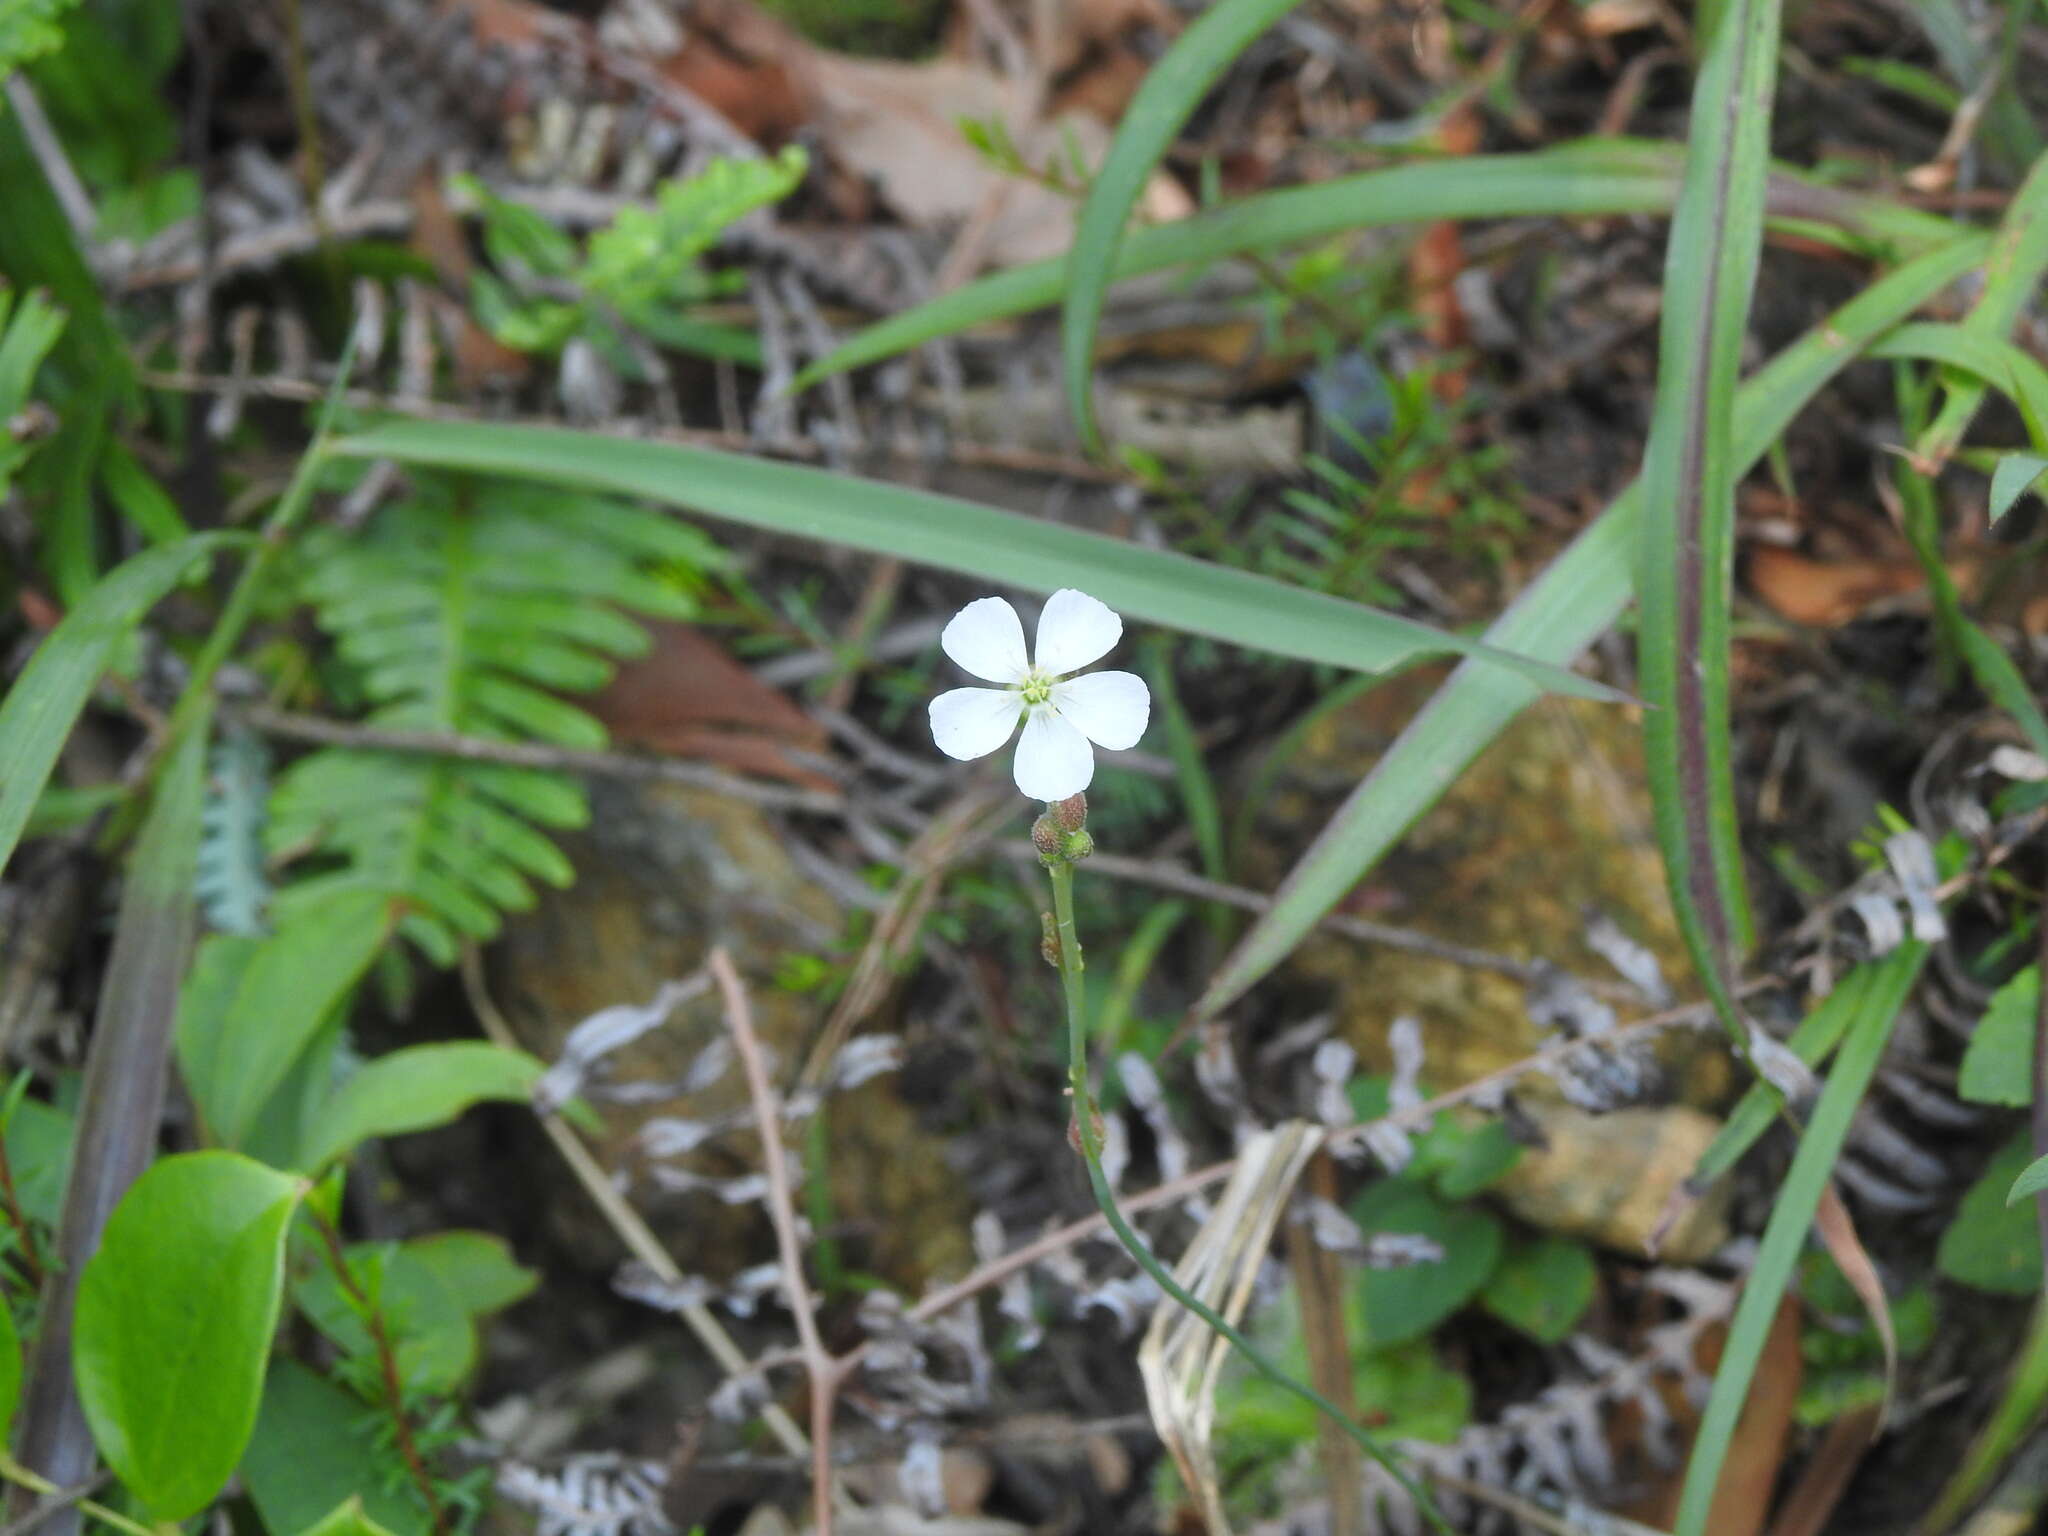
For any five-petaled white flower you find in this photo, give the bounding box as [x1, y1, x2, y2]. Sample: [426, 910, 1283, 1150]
[929, 589, 1151, 802]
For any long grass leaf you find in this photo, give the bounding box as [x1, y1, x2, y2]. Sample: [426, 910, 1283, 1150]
[796, 141, 1957, 387]
[1634, 0, 1784, 1042]
[13, 716, 211, 1499]
[0, 533, 240, 883]
[1910, 148, 2048, 467]
[326, 419, 1613, 699]
[1872, 322, 2048, 445]
[1060, 0, 1304, 452]
[1195, 234, 1987, 1020]
[1674, 942, 1927, 1536]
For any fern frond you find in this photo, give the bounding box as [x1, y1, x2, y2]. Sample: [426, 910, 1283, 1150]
[270, 475, 726, 964]
[196, 726, 272, 935]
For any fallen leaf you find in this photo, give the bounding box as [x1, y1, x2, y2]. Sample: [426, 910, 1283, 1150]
[591, 621, 832, 790]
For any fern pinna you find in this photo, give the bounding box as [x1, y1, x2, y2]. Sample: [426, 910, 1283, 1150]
[269, 473, 727, 965]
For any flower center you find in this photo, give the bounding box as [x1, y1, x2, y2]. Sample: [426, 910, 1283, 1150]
[1018, 669, 1055, 708]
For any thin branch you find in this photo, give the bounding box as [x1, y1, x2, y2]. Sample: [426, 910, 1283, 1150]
[459, 948, 813, 1461]
[711, 949, 844, 1536]
[231, 705, 844, 814]
[303, 1206, 447, 1532]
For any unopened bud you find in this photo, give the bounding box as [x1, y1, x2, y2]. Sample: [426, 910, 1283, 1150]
[1052, 793, 1088, 832]
[1031, 811, 1062, 863]
[1061, 828, 1094, 862]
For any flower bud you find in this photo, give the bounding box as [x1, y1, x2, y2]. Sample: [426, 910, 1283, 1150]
[1031, 811, 1063, 863]
[1061, 828, 1094, 862]
[1052, 793, 1088, 832]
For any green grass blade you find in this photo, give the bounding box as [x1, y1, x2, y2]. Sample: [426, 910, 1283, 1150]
[0, 533, 241, 884]
[1911, 150, 2048, 467]
[1674, 941, 1927, 1536]
[13, 715, 212, 1499]
[326, 419, 1613, 699]
[1872, 322, 2048, 445]
[1194, 234, 1987, 1020]
[795, 139, 1958, 388]
[1060, 0, 1305, 453]
[1634, 0, 1784, 1041]
[1687, 960, 1877, 1194]
[1916, 1292, 2048, 1534]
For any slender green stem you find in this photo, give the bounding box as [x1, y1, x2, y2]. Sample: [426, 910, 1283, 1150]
[0, 1458, 164, 1536]
[1046, 858, 1452, 1534]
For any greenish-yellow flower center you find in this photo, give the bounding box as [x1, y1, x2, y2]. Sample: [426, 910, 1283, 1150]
[1018, 670, 1055, 707]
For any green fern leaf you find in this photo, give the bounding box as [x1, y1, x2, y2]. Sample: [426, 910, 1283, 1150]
[270, 476, 723, 964]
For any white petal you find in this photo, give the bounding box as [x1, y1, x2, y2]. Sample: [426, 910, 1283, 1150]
[1033, 589, 1122, 677]
[930, 687, 1021, 761]
[941, 597, 1029, 683]
[1052, 670, 1150, 750]
[1013, 708, 1095, 801]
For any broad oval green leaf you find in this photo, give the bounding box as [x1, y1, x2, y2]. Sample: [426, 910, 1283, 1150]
[176, 887, 394, 1151]
[327, 419, 1615, 701]
[73, 1151, 305, 1519]
[1959, 966, 2041, 1107]
[1480, 1234, 1597, 1345]
[1348, 1181, 1502, 1351]
[1941, 1133, 2043, 1292]
[0, 532, 238, 883]
[1061, 0, 1305, 452]
[2010, 1153, 2048, 1209]
[298, 1041, 543, 1173]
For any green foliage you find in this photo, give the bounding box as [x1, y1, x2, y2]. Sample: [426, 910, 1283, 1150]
[175, 888, 393, 1151]
[196, 727, 273, 935]
[269, 475, 724, 965]
[295, 1231, 536, 1396]
[1958, 966, 2041, 1107]
[1481, 1234, 1598, 1344]
[73, 1151, 306, 1519]
[1795, 1252, 1935, 1428]
[243, 1360, 436, 1536]
[465, 148, 805, 365]
[0, 533, 237, 885]
[1939, 1133, 2041, 1294]
[1349, 1180, 1504, 1351]
[1990, 452, 2048, 522]
[0, 0, 80, 72]
[0, 282, 64, 493]
[298, 1042, 543, 1174]
[0, 1290, 20, 1439]
[757, 0, 944, 56]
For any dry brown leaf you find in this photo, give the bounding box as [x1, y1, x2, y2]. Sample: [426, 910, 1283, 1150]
[1766, 1406, 1881, 1536]
[590, 621, 832, 790]
[1746, 545, 1929, 627]
[1814, 1183, 1896, 1429]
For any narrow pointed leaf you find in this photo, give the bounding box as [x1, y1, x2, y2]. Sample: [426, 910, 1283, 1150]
[1674, 942, 1926, 1536]
[0, 533, 238, 883]
[1061, 0, 1305, 451]
[1195, 235, 1987, 1019]
[1634, 0, 1784, 1037]
[298, 1042, 544, 1174]
[797, 140, 1960, 386]
[1990, 453, 2048, 522]
[327, 419, 1615, 699]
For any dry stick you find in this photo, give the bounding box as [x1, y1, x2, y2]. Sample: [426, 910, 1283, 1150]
[303, 1205, 448, 1532]
[458, 949, 813, 1461]
[232, 705, 844, 815]
[710, 950, 845, 1536]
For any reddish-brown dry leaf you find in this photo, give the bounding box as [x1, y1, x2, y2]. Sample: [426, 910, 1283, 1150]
[590, 621, 832, 790]
[1814, 1184, 1896, 1428]
[1633, 1295, 1804, 1536]
[1765, 1406, 1881, 1536]
[1746, 546, 1929, 627]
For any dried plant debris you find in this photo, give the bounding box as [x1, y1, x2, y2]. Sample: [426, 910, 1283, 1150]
[498, 1453, 675, 1536]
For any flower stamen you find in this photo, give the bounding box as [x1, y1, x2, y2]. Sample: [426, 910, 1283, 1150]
[1019, 670, 1056, 708]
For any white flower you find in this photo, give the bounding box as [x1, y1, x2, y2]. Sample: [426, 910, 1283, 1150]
[929, 589, 1151, 801]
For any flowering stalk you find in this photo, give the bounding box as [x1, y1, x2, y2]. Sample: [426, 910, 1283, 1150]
[1039, 798, 1451, 1536]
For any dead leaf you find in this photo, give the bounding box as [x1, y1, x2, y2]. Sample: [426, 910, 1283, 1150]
[590, 621, 832, 790]
[1766, 1405, 1881, 1536]
[1746, 545, 1929, 627]
[1814, 1183, 1896, 1430]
